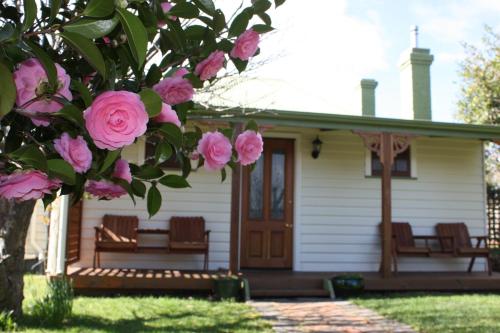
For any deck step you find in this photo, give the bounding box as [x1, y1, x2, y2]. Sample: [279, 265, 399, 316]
[251, 289, 330, 297]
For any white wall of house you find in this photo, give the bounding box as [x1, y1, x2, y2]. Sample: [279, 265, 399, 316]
[71, 127, 487, 272]
[74, 139, 232, 270]
[293, 128, 486, 272]
[25, 200, 49, 261]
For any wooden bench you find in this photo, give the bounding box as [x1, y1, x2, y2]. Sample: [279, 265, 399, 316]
[93, 215, 138, 268]
[381, 222, 492, 275]
[385, 222, 438, 273]
[167, 216, 210, 271]
[436, 222, 492, 275]
[93, 215, 210, 270]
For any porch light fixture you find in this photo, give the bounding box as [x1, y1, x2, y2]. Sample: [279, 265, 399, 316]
[311, 136, 323, 159]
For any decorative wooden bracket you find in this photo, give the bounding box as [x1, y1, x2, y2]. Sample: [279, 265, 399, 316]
[354, 131, 415, 166]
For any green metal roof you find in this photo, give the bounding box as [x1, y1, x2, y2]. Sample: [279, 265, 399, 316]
[190, 107, 500, 141]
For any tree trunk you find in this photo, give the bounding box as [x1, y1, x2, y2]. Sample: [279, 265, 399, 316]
[0, 199, 36, 318]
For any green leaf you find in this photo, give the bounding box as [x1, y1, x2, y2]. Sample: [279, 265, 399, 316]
[47, 159, 76, 185]
[164, 19, 186, 51]
[229, 10, 251, 38]
[169, 2, 200, 18]
[117, 8, 148, 67]
[218, 39, 234, 53]
[114, 178, 136, 205]
[185, 25, 208, 40]
[220, 127, 233, 140]
[131, 179, 146, 198]
[252, 0, 272, 13]
[181, 155, 191, 178]
[60, 31, 107, 79]
[134, 165, 164, 180]
[155, 141, 173, 165]
[252, 24, 274, 33]
[245, 119, 259, 132]
[25, 40, 58, 88]
[257, 12, 272, 25]
[10, 145, 47, 172]
[0, 23, 15, 43]
[64, 16, 120, 39]
[220, 167, 227, 182]
[22, 0, 37, 32]
[99, 149, 121, 174]
[139, 88, 162, 117]
[145, 64, 162, 87]
[55, 104, 84, 126]
[212, 10, 226, 33]
[193, 0, 216, 16]
[147, 184, 162, 217]
[159, 123, 183, 148]
[159, 174, 190, 188]
[49, 0, 62, 24]
[83, 0, 115, 18]
[274, 0, 286, 8]
[0, 63, 16, 120]
[70, 80, 92, 107]
[232, 57, 248, 73]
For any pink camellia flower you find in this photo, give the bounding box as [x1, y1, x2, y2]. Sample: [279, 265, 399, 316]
[172, 67, 189, 78]
[230, 29, 260, 61]
[85, 180, 127, 200]
[195, 50, 225, 81]
[197, 131, 232, 171]
[84, 91, 149, 150]
[153, 76, 194, 105]
[190, 150, 200, 161]
[54, 133, 92, 173]
[157, 2, 177, 27]
[0, 171, 61, 201]
[153, 103, 181, 127]
[235, 130, 264, 165]
[13, 58, 72, 126]
[112, 159, 132, 183]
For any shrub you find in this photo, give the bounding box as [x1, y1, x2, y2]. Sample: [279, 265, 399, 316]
[0, 310, 17, 331]
[30, 278, 73, 326]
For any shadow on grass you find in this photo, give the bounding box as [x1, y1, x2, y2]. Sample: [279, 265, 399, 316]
[20, 309, 261, 333]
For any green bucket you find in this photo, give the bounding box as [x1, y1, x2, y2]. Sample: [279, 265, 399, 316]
[213, 277, 242, 300]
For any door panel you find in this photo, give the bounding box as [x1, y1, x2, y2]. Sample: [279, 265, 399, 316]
[240, 138, 294, 269]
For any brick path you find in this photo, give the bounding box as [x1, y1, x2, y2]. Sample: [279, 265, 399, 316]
[251, 299, 417, 333]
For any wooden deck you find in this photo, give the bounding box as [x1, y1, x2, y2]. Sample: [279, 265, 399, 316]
[67, 267, 500, 297]
[245, 270, 500, 297]
[67, 267, 229, 294]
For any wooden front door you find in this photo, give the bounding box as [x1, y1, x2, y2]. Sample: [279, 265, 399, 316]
[240, 138, 294, 269]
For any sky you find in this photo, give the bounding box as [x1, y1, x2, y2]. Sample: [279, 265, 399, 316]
[203, 0, 500, 122]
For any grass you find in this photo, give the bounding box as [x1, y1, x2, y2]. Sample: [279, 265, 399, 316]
[19, 275, 272, 333]
[353, 293, 500, 333]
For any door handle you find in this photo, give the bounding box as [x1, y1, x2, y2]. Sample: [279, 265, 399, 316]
[285, 224, 293, 228]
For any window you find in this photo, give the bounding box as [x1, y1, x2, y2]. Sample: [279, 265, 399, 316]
[371, 147, 411, 177]
[144, 136, 181, 169]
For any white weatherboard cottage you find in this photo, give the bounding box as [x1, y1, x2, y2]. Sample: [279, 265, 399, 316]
[46, 41, 500, 280]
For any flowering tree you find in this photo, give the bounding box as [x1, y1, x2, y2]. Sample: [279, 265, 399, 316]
[0, 0, 283, 316]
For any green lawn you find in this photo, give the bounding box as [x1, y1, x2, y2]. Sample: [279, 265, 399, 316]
[19, 275, 272, 333]
[353, 293, 500, 333]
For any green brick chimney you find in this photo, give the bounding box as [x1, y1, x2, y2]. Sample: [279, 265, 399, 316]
[399, 27, 434, 120]
[360, 79, 378, 117]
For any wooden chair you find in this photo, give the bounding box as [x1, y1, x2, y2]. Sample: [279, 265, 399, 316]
[167, 216, 210, 270]
[383, 222, 436, 273]
[436, 223, 492, 275]
[94, 215, 139, 268]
